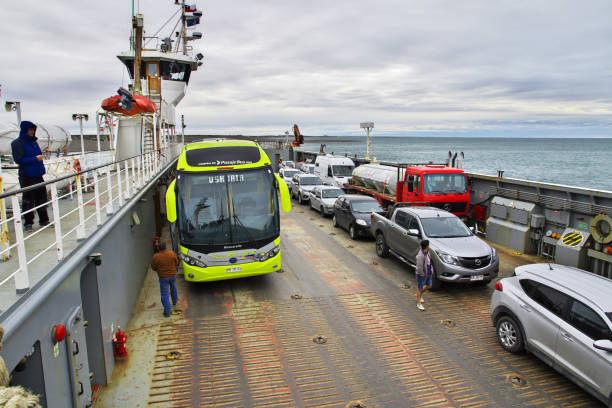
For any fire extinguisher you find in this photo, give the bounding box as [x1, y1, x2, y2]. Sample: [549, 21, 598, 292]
[154, 236, 160, 252]
[112, 326, 128, 359]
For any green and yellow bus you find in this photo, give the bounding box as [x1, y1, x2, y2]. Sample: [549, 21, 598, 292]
[165, 140, 291, 282]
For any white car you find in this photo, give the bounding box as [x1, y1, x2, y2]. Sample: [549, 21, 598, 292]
[280, 160, 295, 168]
[279, 167, 300, 187]
[301, 163, 316, 174]
[309, 186, 344, 216]
[290, 174, 323, 204]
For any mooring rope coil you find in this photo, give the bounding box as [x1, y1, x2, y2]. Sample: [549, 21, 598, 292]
[0, 325, 41, 408]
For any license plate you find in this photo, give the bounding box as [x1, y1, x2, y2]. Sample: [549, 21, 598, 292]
[227, 267, 242, 273]
[470, 275, 484, 281]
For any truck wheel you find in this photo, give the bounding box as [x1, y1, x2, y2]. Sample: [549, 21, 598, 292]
[496, 315, 524, 353]
[375, 233, 389, 258]
[333, 215, 339, 228]
[349, 225, 358, 240]
[430, 273, 442, 291]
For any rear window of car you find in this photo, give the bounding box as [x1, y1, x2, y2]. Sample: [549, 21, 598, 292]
[529, 284, 570, 317]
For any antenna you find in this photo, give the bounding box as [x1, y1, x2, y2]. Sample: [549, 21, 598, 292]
[548, 263, 554, 270]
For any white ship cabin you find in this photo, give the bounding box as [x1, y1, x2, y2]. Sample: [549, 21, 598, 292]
[117, 50, 200, 108]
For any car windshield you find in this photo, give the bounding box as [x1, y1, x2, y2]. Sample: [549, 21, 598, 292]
[283, 170, 299, 178]
[423, 174, 467, 194]
[176, 168, 279, 246]
[322, 188, 343, 198]
[420, 216, 471, 238]
[300, 176, 323, 185]
[351, 201, 383, 213]
[332, 165, 354, 177]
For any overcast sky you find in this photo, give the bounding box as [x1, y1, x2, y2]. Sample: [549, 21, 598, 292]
[1, 1, 611, 137]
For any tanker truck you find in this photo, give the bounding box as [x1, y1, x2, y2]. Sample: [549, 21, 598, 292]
[345, 162, 470, 216]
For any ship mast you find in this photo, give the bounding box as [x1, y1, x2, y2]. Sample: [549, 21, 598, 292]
[181, 0, 187, 55]
[132, 14, 144, 94]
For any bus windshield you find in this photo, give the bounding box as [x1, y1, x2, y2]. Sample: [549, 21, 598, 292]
[176, 168, 279, 246]
[423, 174, 467, 194]
[332, 165, 354, 177]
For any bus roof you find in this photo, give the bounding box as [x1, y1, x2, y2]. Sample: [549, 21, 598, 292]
[177, 139, 272, 171]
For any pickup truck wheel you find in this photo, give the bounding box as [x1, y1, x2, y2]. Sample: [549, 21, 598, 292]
[375, 233, 389, 258]
[349, 225, 358, 240]
[496, 315, 524, 353]
[430, 273, 442, 291]
[332, 215, 339, 228]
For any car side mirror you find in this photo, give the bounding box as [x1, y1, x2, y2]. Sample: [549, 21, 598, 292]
[593, 339, 612, 352]
[408, 228, 420, 237]
[165, 179, 177, 223]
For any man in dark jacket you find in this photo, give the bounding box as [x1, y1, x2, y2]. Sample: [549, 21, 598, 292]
[11, 121, 49, 231]
[151, 242, 180, 317]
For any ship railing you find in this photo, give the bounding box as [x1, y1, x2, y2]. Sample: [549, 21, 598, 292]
[0, 145, 180, 312]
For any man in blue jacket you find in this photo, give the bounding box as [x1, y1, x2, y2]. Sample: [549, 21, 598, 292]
[11, 121, 50, 231]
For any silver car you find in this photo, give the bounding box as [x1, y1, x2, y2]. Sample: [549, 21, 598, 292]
[308, 186, 343, 216]
[490, 264, 612, 407]
[290, 174, 323, 204]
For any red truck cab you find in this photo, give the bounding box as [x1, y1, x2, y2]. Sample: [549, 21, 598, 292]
[397, 165, 469, 216]
[345, 163, 469, 216]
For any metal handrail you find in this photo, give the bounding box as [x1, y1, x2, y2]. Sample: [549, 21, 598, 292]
[0, 152, 150, 200]
[0, 144, 181, 307]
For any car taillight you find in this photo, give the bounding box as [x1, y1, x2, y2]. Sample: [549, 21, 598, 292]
[495, 281, 503, 291]
[370, 213, 374, 221]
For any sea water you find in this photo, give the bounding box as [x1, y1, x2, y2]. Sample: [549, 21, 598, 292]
[300, 137, 612, 192]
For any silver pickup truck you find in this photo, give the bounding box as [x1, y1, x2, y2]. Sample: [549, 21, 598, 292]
[371, 206, 499, 289]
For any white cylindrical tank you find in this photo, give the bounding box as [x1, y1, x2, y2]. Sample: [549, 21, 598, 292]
[351, 164, 405, 196]
[0, 122, 70, 155]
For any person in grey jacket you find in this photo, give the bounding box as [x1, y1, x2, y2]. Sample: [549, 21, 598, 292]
[415, 240, 433, 310]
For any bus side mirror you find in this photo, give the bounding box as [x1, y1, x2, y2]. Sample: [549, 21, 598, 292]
[166, 179, 177, 222]
[275, 174, 292, 213]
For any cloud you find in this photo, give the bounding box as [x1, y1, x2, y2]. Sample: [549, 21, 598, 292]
[1, 0, 611, 137]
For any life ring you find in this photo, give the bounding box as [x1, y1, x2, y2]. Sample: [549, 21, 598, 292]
[590, 213, 612, 244]
[73, 159, 82, 173]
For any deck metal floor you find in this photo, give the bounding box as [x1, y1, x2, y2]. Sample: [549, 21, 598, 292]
[97, 204, 603, 407]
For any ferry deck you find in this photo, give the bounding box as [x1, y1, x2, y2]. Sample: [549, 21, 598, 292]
[96, 201, 603, 407]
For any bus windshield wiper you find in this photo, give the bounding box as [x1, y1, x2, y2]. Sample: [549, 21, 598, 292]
[231, 201, 254, 243]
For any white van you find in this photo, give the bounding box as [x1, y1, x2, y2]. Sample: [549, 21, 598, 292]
[314, 155, 355, 188]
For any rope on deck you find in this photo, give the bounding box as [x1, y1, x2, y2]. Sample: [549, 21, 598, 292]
[0, 325, 41, 408]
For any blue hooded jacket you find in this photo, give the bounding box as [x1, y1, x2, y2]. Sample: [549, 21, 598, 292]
[11, 121, 46, 178]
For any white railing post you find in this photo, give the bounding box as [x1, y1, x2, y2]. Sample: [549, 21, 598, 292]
[124, 160, 130, 199]
[131, 158, 136, 194]
[76, 175, 86, 240]
[137, 155, 142, 188]
[93, 169, 102, 226]
[50, 183, 64, 261]
[117, 163, 124, 207]
[11, 195, 29, 294]
[106, 165, 114, 215]
[145, 153, 150, 181]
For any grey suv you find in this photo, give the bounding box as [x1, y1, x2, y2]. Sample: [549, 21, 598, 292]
[490, 263, 612, 407]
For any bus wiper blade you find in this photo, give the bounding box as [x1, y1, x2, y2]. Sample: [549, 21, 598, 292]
[231, 201, 254, 243]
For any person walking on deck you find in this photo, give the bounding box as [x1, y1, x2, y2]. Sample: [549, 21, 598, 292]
[415, 240, 433, 311]
[11, 121, 49, 232]
[151, 242, 179, 317]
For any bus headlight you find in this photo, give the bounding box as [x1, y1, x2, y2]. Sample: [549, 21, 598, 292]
[182, 254, 206, 268]
[259, 245, 280, 262]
